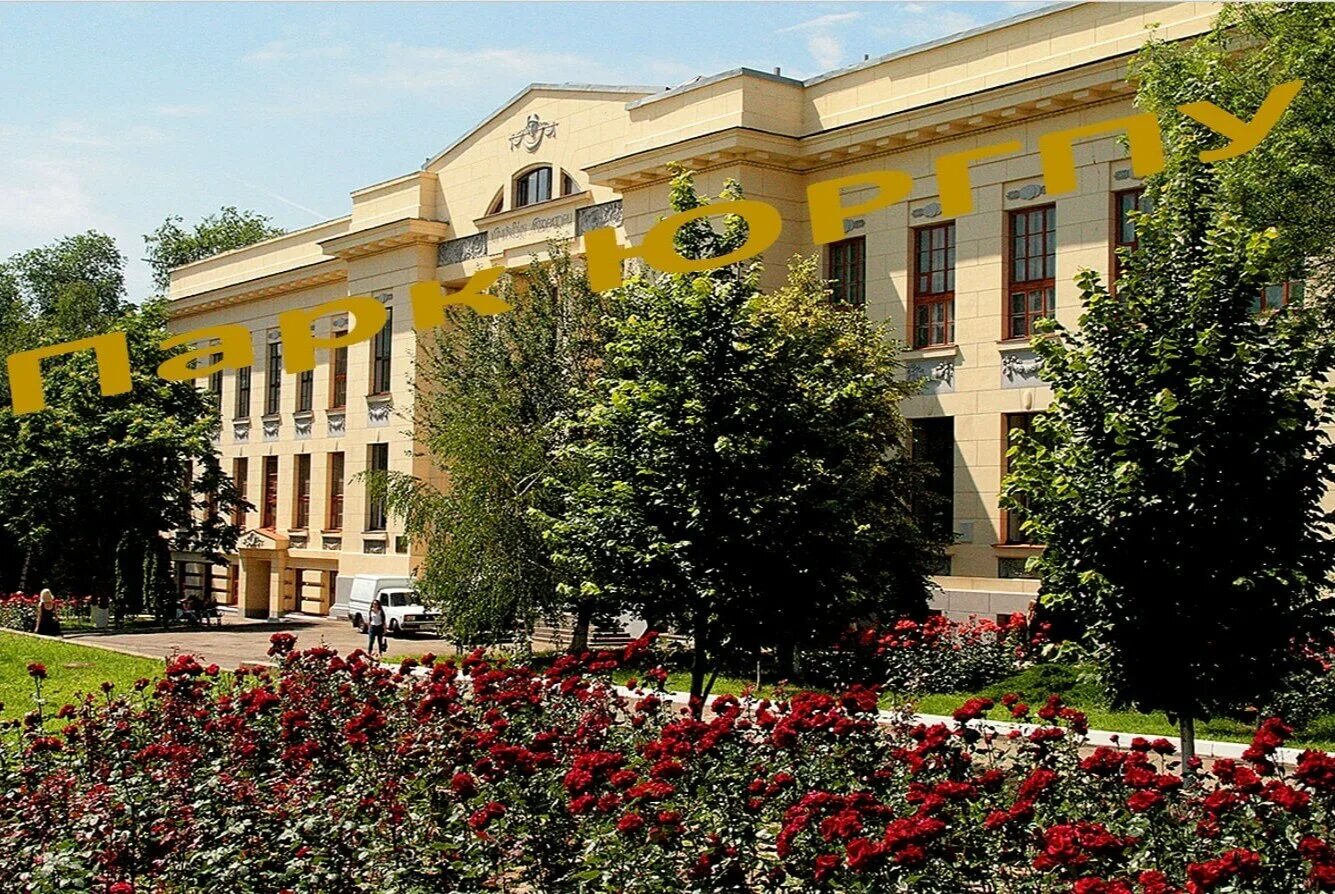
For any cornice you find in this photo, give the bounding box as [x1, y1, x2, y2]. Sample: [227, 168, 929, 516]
[167, 259, 347, 319]
[317, 218, 452, 260]
[589, 59, 1138, 189]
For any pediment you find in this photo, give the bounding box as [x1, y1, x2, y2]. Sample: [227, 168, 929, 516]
[237, 528, 290, 551]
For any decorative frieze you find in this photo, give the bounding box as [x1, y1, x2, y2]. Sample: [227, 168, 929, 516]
[907, 359, 956, 394]
[323, 536, 342, 551]
[1001, 351, 1045, 388]
[327, 412, 346, 437]
[367, 395, 393, 427]
[1006, 183, 1047, 201]
[438, 232, 489, 266]
[911, 203, 942, 220]
[363, 539, 387, 555]
[575, 200, 623, 236]
[262, 417, 280, 441]
[294, 412, 313, 439]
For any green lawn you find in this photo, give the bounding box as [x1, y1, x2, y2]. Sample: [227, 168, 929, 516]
[0, 631, 163, 720]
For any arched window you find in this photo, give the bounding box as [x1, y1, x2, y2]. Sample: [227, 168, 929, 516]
[485, 187, 504, 216]
[561, 171, 578, 196]
[515, 166, 552, 207]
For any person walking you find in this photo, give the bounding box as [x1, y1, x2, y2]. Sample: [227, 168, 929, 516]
[34, 588, 62, 637]
[367, 598, 387, 657]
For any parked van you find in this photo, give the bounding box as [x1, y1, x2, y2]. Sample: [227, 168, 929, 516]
[344, 574, 441, 637]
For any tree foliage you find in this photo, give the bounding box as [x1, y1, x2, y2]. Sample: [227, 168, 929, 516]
[0, 300, 244, 598]
[544, 168, 945, 709]
[1004, 5, 1335, 760]
[371, 248, 614, 644]
[143, 206, 285, 293]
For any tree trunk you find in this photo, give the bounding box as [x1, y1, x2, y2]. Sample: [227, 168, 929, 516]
[569, 601, 594, 653]
[1180, 714, 1198, 780]
[775, 639, 796, 680]
[689, 608, 710, 720]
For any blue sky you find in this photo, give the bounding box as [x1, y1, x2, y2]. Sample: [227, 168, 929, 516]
[0, 1, 1046, 298]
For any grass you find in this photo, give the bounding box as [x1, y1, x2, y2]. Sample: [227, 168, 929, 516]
[0, 631, 163, 720]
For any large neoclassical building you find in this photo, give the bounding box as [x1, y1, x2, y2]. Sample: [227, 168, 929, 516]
[168, 1, 1222, 621]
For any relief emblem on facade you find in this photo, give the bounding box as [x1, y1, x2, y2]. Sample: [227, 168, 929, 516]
[509, 114, 557, 152]
[1001, 351, 1045, 388]
[906, 359, 956, 394]
[575, 200, 622, 236]
[438, 232, 489, 266]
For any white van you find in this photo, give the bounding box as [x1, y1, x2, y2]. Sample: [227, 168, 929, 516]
[344, 574, 441, 637]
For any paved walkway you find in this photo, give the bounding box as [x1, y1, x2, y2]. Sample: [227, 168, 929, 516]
[64, 612, 446, 668]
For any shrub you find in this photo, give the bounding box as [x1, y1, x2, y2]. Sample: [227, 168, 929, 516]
[1, 633, 1334, 893]
[801, 614, 1035, 693]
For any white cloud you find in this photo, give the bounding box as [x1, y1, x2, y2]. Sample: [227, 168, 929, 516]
[0, 158, 101, 236]
[243, 39, 350, 64]
[155, 104, 210, 118]
[777, 12, 862, 33]
[776, 11, 862, 73]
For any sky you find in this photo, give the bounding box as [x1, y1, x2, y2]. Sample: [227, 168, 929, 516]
[0, 1, 1048, 299]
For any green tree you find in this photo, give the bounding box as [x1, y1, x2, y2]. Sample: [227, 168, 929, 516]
[143, 206, 285, 293]
[545, 169, 945, 712]
[368, 247, 615, 648]
[2, 231, 126, 322]
[1004, 32, 1335, 764]
[0, 299, 244, 601]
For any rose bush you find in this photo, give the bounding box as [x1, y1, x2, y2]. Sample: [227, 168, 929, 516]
[1, 631, 1334, 893]
[0, 591, 89, 632]
[801, 613, 1038, 693]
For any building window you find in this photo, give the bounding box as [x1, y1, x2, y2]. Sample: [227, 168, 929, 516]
[366, 443, 389, 531]
[327, 452, 345, 531]
[1254, 279, 1304, 314]
[909, 417, 954, 541]
[486, 188, 504, 216]
[261, 455, 278, 530]
[370, 307, 393, 395]
[1003, 413, 1041, 545]
[515, 166, 552, 207]
[998, 557, 1039, 579]
[296, 369, 314, 414]
[293, 454, 311, 530]
[330, 329, 348, 409]
[232, 458, 248, 527]
[234, 366, 251, 419]
[913, 223, 956, 347]
[1007, 205, 1056, 339]
[826, 237, 865, 307]
[1113, 188, 1147, 283]
[207, 353, 223, 415]
[265, 341, 282, 415]
[561, 171, 578, 196]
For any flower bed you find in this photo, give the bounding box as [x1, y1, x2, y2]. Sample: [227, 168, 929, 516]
[801, 613, 1038, 693]
[0, 591, 90, 632]
[2, 633, 1334, 893]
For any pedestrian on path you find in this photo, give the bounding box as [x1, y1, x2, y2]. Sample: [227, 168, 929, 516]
[34, 588, 62, 638]
[367, 598, 387, 657]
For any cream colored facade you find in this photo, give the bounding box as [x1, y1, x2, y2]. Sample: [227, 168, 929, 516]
[168, 1, 1221, 621]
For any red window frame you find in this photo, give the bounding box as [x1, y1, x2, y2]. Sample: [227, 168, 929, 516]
[232, 458, 248, 527]
[261, 456, 278, 530]
[293, 454, 311, 530]
[330, 329, 348, 409]
[370, 307, 393, 396]
[1113, 188, 1146, 284]
[913, 222, 956, 348]
[1255, 280, 1304, 313]
[1003, 413, 1041, 545]
[327, 452, 345, 532]
[826, 236, 865, 307]
[1007, 205, 1057, 340]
